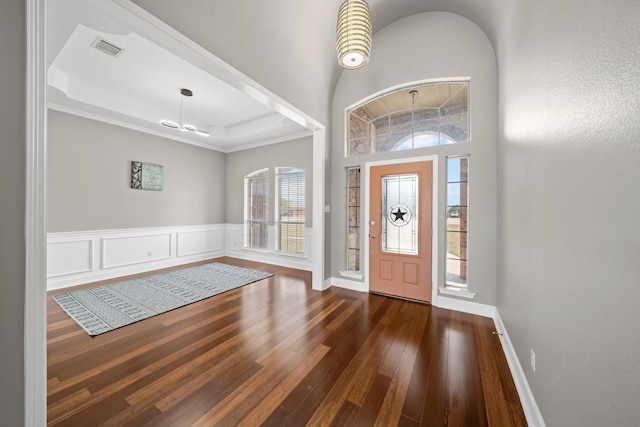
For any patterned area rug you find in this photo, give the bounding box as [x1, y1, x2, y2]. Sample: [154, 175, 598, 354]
[52, 263, 272, 336]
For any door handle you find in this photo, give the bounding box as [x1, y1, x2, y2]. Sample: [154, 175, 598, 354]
[369, 233, 378, 238]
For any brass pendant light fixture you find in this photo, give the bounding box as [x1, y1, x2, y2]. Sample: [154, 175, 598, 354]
[336, 0, 372, 70]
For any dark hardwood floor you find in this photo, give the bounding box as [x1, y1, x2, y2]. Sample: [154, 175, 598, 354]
[47, 257, 527, 426]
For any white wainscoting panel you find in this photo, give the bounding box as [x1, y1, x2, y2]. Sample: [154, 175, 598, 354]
[305, 228, 313, 262]
[225, 223, 244, 250]
[46, 224, 314, 290]
[177, 228, 224, 257]
[102, 233, 172, 269]
[47, 224, 226, 290]
[47, 239, 93, 278]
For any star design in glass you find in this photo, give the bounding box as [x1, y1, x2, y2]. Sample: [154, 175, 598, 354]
[391, 207, 407, 223]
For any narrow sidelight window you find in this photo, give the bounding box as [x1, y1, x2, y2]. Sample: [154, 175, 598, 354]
[346, 167, 361, 270]
[446, 156, 469, 288]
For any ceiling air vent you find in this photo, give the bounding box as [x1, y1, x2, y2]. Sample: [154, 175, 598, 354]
[91, 37, 124, 57]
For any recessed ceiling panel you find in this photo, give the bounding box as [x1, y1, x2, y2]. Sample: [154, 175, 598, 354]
[47, 0, 310, 151]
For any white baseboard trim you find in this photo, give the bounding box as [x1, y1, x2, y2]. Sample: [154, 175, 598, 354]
[324, 276, 367, 292]
[494, 310, 546, 427]
[435, 295, 496, 318]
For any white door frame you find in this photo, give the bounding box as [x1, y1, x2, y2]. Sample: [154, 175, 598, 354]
[364, 155, 439, 304]
[25, 0, 48, 424]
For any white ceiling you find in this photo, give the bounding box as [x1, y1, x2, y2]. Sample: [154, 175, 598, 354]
[128, 0, 500, 133]
[46, 0, 311, 152]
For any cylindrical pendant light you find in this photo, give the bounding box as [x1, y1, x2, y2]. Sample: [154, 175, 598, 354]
[336, 0, 372, 70]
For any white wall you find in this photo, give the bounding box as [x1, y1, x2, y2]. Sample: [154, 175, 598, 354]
[495, 1, 640, 425]
[47, 110, 227, 231]
[331, 12, 498, 306]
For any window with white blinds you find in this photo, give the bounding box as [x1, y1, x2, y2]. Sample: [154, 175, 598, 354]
[276, 167, 305, 255]
[244, 169, 269, 249]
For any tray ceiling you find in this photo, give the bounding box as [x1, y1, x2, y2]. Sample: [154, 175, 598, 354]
[47, 0, 311, 152]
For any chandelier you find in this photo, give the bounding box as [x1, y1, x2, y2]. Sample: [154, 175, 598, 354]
[160, 88, 210, 137]
[336, 0, 372, 70]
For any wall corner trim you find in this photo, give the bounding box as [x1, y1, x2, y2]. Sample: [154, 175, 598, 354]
[494, 310, 547, 427]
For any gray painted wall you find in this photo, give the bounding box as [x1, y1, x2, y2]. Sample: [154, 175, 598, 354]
[0, 0, 25, 424]
[225, 137, 313, 226]
[495, 1, 640, 425]
[47, 110, 226, 232]
[331, 13, 498, 305]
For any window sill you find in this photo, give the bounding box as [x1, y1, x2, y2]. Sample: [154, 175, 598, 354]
[243, 246, 308, 260]
[274, 250, 307, 259]
[339, 270, 364, 280]
[242, 246, 269, 253]
[439, 287, 476, 299]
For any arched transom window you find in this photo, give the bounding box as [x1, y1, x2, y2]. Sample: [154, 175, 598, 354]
[346, 81, 469, 157]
